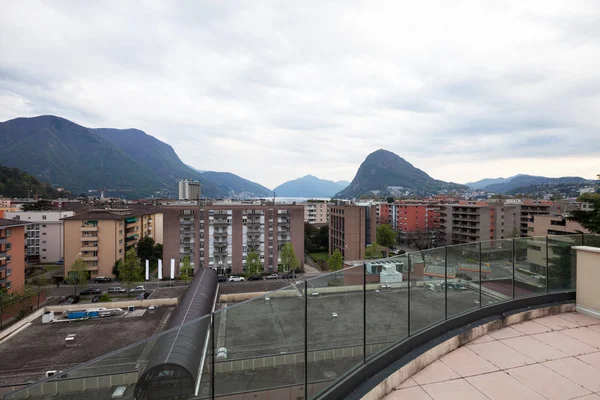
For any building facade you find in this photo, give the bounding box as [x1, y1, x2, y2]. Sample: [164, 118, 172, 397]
[62, 209, 163, 279]
[4, 211, 74, 263]
[528, 214, 590, 236]
[178, 179, 201, 201]
[161, 204, 304, 275]
[0, 219, 29, 296]
[303, 200, 329, 224]
[329, 204, 377, 260]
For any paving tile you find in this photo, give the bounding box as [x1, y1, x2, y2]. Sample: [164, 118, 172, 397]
[422, 378, 488, 400]
[412, 360, 460, 385]
[587, 324, 600, 334]
[440, 346, 498, 377]
[467, 371, 546, 400]
[469, 340, 535, 369]
[534, 315, 579, 330]
[394, 377, 418, 390]
[501, 335, 568, 362]
[533, 331, 598, 356]
[487, 326, 523, 340]
[543, 357, 600, 392]
[507, 363, 591, 400]
[577, 351, 600, 370]
[556, 313, 600, 327]
[561, 327, 600, 348]
[467, 334, 495, 345]
[572, 395, 600, 399]
[511, 320, 552, 335]
[384, 386, 433, 400]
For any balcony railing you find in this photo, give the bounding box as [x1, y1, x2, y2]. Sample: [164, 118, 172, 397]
[7, 233, 600, 400]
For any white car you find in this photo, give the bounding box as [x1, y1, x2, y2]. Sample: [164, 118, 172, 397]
[228, 276, 245, 282]
[129, 285, 145, 293]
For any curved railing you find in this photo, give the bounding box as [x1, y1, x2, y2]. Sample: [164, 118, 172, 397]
[5, 234, 599, 400]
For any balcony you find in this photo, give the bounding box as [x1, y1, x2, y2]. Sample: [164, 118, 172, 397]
[81, 256, 98, 261]
[80, 226, 98, 232]
[80, 246, 98, 251]
[80, 236, 98, 241]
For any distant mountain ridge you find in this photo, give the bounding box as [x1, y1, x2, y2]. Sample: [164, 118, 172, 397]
[335, 149, 466, 198]
[273, 175, 348, 197]
[0, 115, 271, 198]
[467, 174, 588, 193]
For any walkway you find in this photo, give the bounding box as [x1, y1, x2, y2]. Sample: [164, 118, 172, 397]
[384, 312, 600, 400]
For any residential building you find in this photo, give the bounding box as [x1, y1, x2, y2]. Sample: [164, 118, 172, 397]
[62, 209, 163, 280]
[0, 218, 29, 296]
[4, 211, 74, 263]
[528, 214, 590, 236]
[580, 187, 595, 195]
[178, 179, 201, 201]
[0, 198, 11, 208]
[161, 204, 304, 275]
[329, 204, 377, 260]
[302, 200, 329, 224]
[514, 200, 560, 237]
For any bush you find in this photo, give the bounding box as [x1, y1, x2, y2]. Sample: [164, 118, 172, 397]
[327, 279, 344, 287]
[98, 294, 111, 302]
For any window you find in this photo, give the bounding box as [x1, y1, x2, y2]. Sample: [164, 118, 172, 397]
[119, 249, 122, 254]
[6, 281, 11, 289]
[42, 215, 47, 220]
[42, 241, 46, 244]
[119, 239, 123, 245]
[7, 268, 11, 276]
[13, 216, 20, 220]
[6, 255, 11, 263]
[42, 249, 46, 252]
[5, 229, 11, 237]
[42, 225, 46, 227]
[6, 243, 11, 250]
[42, 257, 46, 260]
[42, 232, 46, 235]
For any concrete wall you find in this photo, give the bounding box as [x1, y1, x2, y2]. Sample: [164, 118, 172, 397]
[46, 297, 178, 312]
[574, 246, 600, 318]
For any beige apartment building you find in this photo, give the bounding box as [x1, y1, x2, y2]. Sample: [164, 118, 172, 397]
[303, 200, 329, 224]
[161, 203, 304, 276]
[528, 214, 590, 237]
[62, 209, 163, 279]
[329, 204, 378, 260]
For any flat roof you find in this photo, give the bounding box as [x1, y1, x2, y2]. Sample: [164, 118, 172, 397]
[0, 218, 32, 228]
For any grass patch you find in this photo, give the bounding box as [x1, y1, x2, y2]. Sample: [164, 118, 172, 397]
[43, 265, 62, 271]
[309, 252, 329, 261]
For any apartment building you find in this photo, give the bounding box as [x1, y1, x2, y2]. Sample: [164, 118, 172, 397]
[528, 214, 590, 236]
[303, 200, 329, 224]
[4, 211, 74, 263]
[0, 219, 29, 296]
[329, 204, 377, 260]
[178, 179, 201, 201]
[161, 204, 304, 275]
[511, 200, 560, 236]
[62, 209, 163, 280]
[0, 198, 11, 208]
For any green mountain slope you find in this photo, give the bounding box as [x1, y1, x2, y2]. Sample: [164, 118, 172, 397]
[201, 171, 272, 197]
[0, 164, 62, 198]
[273, 175, 348, 197]
[335, 149, 465, 198]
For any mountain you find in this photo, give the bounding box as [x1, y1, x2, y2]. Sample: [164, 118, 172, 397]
[335, 149, 466, 198]
[336, 180, 351, 187]
[0, 164, 62, 198]
[483, 175, 588, 194]
[273, 175, 349, 197]
[0, 115, 271, 198]
[466, 177, 510, 189]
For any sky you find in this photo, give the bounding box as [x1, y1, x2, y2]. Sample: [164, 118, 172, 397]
[1, 1, 600, 189]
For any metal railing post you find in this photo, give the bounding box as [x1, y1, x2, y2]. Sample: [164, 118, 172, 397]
[363, 263, 367, 364]
[546, 236, 549, 293]
[211, 312, 215, 400]
[407, 254, 411, 336]
[478, 242, 482, 307]
[444, 246, 448, 319]
[512, 238, 515, 299]
[581, 232, 585, 246]
[304, 279, 308, 399]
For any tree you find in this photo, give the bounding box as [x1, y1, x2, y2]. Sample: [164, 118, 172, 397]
[70, 255, 89, 295]
[386, 196, 395, 203]
[365, 243, 385, 259]
[137, 236, 156, 261]
[153, 243, 163, 261]
[280, 243, 299, 272]
[245, 251, 262, 276]
[22, 200, 52, 211]
[567, 193, 600, 233]
[119, 249, 143, 293]
[377, 224, 396, 247]
[179, 256, 193, 283]
[327, 249, 343, 271]
[112, 260, 122, 280]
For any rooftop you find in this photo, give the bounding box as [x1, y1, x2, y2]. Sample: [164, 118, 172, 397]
[384, 312, 600, 400]
[0, 218, 31, 228]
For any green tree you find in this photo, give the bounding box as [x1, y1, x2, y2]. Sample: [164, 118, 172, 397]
[179, 255, 193, 283]
[153, 243, 163, 261]
[280, 243, 299, 272]
[386, 196, 394, 203]
[119, 249, 143, 293]
[377, 224, 396, 247]
[245, 251, 262, 276]
[22, 200, 52, 211]
[112, 259, 122, 280]
[567, 193, 600, 233]
[365, 243, 385, 259]
[137, 236, 156, 261]
[327, 249, 343, 271]
[70, 255, 89, 295]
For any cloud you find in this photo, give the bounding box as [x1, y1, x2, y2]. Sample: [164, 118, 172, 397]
[1, 0, 600, 188]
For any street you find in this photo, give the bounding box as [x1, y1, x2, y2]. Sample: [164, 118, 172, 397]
[49, 279, 189, 297]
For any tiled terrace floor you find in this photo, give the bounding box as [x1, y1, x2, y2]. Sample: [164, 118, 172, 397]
[383, 312, 600, 400]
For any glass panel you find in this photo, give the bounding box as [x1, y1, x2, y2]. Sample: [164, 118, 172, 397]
[513, 236, 548, 298]
[365, 254, 409, 359]
[547, 235, 580, 293]
[213, 284, 305, 398]
[306, 265, 363, 397]
[447, 242, 482, 316]
[479, 239, 514, 306]
[583, 234, 600, 248]
[409, 248, 445, 335]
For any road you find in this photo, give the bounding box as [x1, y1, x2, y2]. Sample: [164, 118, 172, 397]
[49, 280, 189, 297]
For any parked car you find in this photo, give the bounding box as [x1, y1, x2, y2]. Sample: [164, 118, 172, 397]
[281, 273, 294, 279]
[94, 276, 112, 283]
[108, 286, 126, 294]
[91, 295, 101, 303]
[129, 286, 145, 293]
[56, 258, 64, 265]
[79, 288, 102, 295]
[228, 276, 245, 282]
[217, 274, 227, 282]
[135, 292, 150, 300]
[266, 274, 279, 280]
[64, 295, 80, 304]
[248, 275, 262, 281]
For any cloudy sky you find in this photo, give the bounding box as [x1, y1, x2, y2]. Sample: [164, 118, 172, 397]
[1, 1, 599, 189]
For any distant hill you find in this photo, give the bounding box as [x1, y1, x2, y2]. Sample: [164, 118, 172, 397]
[336, 180, 351, 187]
[200, 171, 272, 198]
[335, 149, 465, 198]
[466, 177, 510, 189]
[0, 164, 62, 198]
[0, 115, 271, 198]
[481, 175, 588, 194]
[273, 175, 349, 197]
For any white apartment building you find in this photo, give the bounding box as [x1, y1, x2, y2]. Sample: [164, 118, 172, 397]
[302, 200, 329, 224]
[178, 179, 201, 201]
[4, 210, 74, 262]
